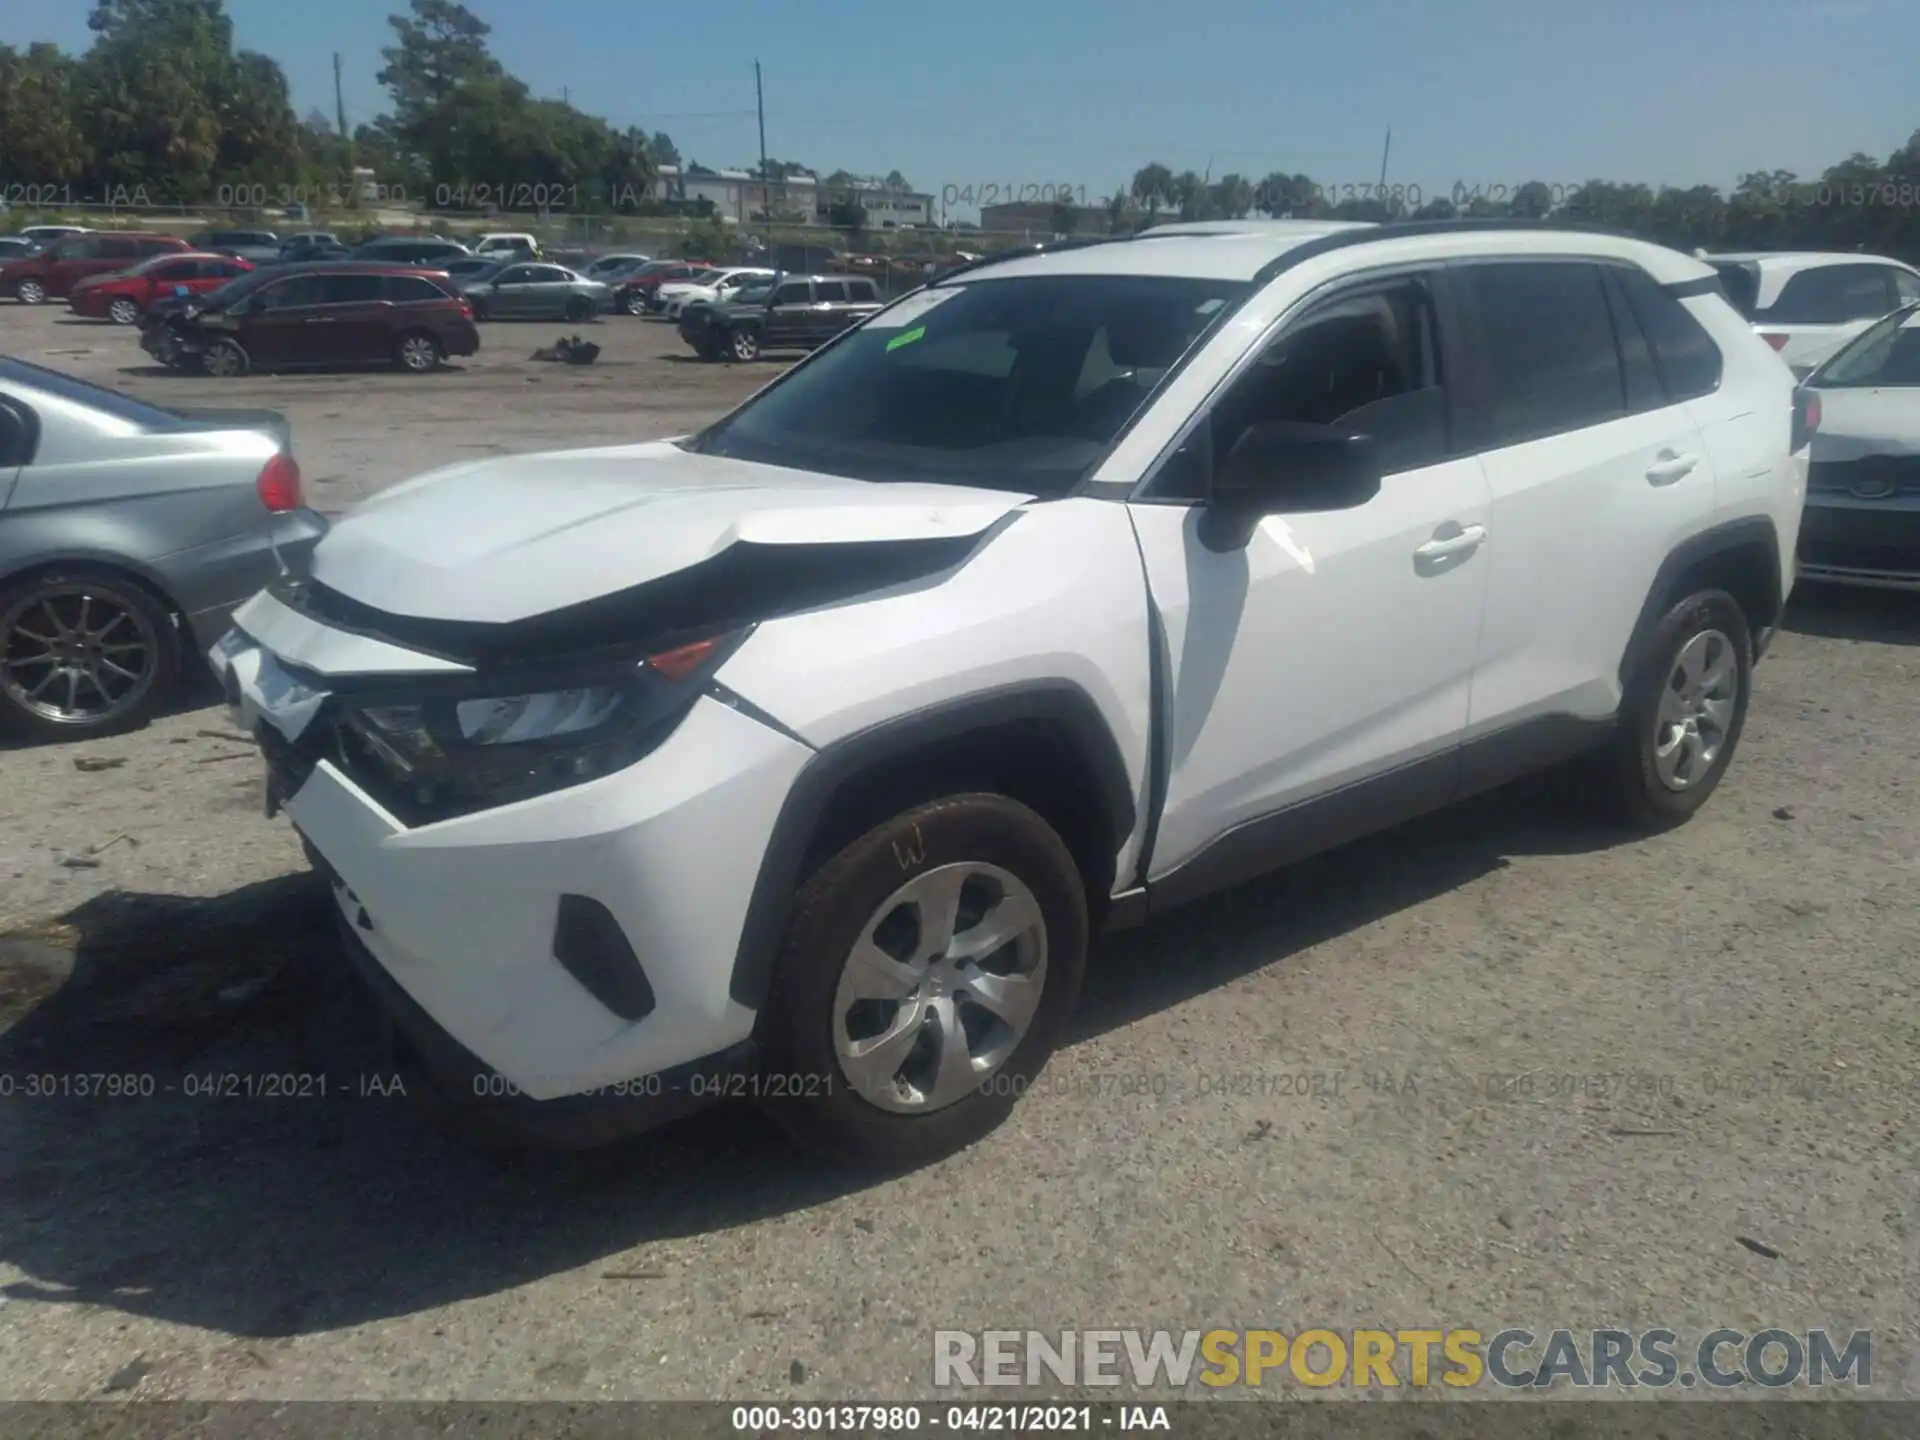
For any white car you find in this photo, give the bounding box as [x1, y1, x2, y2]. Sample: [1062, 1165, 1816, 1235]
[473, 232, 542, 259]
[212, 219, 1805, 1167]
[1795, 300, 1920, 589]
[659, 267, 777, 319]
[1706, 251, 1920, 379]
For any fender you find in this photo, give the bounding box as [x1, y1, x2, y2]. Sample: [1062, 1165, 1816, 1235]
[1618, 516, 1782, 682]
[725, 680, 1138, 1011]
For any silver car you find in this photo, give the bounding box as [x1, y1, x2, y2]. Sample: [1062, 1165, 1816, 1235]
[459, 261, 611, 322]
[0, 356, 327, 740]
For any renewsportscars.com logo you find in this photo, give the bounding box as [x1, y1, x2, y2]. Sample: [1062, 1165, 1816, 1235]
[932, 1328, 1874, 1390]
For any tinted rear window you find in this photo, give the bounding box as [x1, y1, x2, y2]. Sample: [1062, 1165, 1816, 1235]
[1762, 264, 1898, 325]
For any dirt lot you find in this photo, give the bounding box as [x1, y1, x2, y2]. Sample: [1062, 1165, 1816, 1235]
[1, 302, 1918, 1403]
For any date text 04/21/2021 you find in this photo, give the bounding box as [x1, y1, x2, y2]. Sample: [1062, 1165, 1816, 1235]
[728, 1404, 1171, 1432]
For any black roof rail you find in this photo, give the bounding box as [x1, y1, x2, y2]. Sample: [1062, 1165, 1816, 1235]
[1247, 216, 1672, 285]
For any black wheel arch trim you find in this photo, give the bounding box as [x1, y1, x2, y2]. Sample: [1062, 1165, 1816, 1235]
[727, 680, 1139, 1012]
[1619, 516, 1781, 686]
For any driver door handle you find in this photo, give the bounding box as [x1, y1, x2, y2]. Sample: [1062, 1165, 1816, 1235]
[1414, 523, 1487, 564]
[1645, 450, 1698, 485]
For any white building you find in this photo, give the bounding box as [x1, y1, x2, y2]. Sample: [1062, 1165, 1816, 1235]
[652, 166, 933, 228]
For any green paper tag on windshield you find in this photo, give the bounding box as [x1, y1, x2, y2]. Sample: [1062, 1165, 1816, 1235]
[885, 325, 926, 353]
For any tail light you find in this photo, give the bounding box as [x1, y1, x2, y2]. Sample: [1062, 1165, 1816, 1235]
[1791, 389, 1820, 452]
[1759, 332, 1790, 351]
[257, 452, 303, 512]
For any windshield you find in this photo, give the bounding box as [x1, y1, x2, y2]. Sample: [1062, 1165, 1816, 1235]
[687, 273, 1248, 496]
[197, 267, 276, 308]
[729, 284, 773, 305]
[1810, 304, 1920, 387]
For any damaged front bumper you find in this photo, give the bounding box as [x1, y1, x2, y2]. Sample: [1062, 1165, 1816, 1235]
[208, 597, 814, 1144]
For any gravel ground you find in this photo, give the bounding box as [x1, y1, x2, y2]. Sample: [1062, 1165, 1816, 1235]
[1, 302, 1917, 1405]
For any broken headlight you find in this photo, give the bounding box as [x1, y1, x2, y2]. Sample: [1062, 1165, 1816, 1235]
[332, 632, 744, 822]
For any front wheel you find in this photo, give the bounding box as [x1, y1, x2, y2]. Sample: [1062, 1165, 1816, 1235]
[623, 291, 648, 316]
[201, 338, 248, 377]
[1584, 588, 1753, 829]
[728, 326, 762, 362]
[761, 793, 1088, 1171]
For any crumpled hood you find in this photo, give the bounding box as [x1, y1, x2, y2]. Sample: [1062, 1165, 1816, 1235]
[311, 440, 1032, 623]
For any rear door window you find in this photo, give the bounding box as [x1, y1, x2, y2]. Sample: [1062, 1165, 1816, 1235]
[815, 280, 849, 301]
[99, 238, 140, 262]
[321, 273, 387, 304]
[1462, 261, 1626, 447]
[258, 274, 328, 310]
[848, 279, 880, 302]
[772, 281, 813, 304]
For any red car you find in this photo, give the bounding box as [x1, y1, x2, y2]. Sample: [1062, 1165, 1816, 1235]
[613, 260, 714, 315]
[68, 251, 254, 325]
[0, 232, 192, 304]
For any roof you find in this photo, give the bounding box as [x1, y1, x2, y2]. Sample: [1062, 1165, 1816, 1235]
[941, 220, 1716, 287]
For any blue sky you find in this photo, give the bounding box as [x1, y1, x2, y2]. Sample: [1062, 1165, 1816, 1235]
[6, 0, 1918, 217]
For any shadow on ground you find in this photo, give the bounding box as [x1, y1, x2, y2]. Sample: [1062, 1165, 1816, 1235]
[0, 778, 1632, 1338]
[0, 668, 224, 754]
[1783, 582, 1920, 647]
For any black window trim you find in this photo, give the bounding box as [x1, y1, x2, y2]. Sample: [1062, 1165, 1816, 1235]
[1604, 259, 1725, 405]
[0, 394, 42, 468]
[1129, 259, 1465, 505]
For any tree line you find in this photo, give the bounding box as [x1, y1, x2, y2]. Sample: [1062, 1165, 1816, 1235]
[1092, 150, 1920, 259]
[0, 0, 664, 213]
[4, 0, 1919, 257]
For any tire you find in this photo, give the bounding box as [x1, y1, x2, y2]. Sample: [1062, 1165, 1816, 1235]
[0, 568, 182, 741]
[201, 338, 248, 378]
[107, 297, 142, 326]
[394, 330, 442, 373]
[728, 326, 762, 362]
[16, 279, 47, 305]
[1584, 588, 1753, 829]
[623, 291, 648, 316]
[761, 793, 1088, 1171]
[563, 296, 593, 323]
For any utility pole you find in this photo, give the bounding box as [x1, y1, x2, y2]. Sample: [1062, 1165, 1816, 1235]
[333, 52, 353, 173]
[1377, 127, 1392, 193]
[755, 60, 769, 221]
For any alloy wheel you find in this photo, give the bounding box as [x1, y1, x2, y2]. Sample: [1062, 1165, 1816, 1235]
[832, 862, 1048, 1114]
[1653, 628, 1738, 791]
[108, 297, 141, 325]
[2, 584, 159, 727]
[16, 280, 46, 305]
[731, 328, 761, 361]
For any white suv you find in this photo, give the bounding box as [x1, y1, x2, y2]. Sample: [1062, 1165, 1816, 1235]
[1706, 251, 1920, 378]
[211, 220, 1808, 1168]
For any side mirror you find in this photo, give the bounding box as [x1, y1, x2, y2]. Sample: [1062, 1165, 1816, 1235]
[1200, 421, 1381, 549]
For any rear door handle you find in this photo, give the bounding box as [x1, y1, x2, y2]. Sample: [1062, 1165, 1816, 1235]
[1646, 451, 1698, 485]
[1414, 523, 1487, 564]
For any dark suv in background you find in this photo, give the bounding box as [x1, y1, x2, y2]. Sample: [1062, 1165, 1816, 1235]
[143, 264, 479, 376]
[0, 232, 191, 304]
[678, 272, 883, 360]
